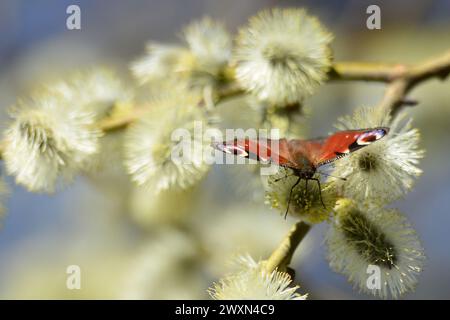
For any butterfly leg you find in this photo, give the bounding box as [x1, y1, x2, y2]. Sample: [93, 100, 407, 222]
[285, 177, 301, 219]
[310, 178, 326, 209]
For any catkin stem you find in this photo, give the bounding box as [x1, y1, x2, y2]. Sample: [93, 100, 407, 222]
[264, 221, 311, 273]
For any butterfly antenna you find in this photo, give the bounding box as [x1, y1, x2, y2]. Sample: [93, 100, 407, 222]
[274, 173, 294, 182]
[319, 188, 326, 209]
[273, 168, 294, 182]
[285, 177, 301, 219]
[317, 171, 347, 181]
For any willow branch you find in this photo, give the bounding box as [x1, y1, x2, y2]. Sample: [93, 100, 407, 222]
[97, 107, 149, 132]
[331, 50, 450, 83]
[264, 221, 310, 273]
[377, 50, 450, 116]
[99, 49, 450, 132]
[329, 62, 401, 82]
[0, 50, 449, 159]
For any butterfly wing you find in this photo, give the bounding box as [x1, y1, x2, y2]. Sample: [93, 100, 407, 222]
[297, 127, 389, 167]
[213, 127, 389, 171]
[213, 138, 295, 166]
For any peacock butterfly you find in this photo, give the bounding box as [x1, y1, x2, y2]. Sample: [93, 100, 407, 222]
[213, 127, 389, 217]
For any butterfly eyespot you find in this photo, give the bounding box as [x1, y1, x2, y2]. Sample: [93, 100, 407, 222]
[362, 135, 377, 143]
[356, 129, 387, 145]
[223, 145, 248, 157]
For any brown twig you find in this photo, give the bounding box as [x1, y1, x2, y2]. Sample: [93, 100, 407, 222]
[379, 51, 450, 117]
[78, 49, 450, 134]
[329, 62, 401, 82]
[264, 221, 310, 273]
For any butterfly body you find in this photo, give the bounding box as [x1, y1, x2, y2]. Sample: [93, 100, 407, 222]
[282, 139, 317, 178]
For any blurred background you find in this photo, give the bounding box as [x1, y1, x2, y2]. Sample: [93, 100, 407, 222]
[0, 0, 449, 299]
